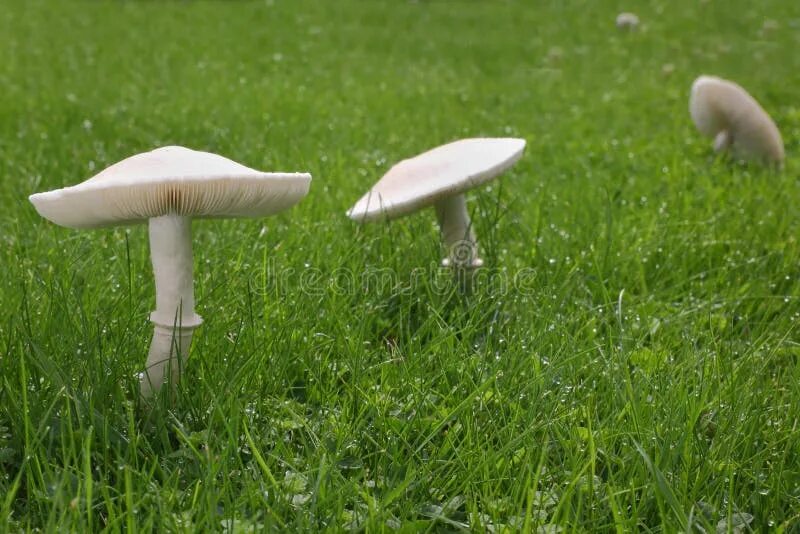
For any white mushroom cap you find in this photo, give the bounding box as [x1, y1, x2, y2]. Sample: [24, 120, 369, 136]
[29, 146, 312, 228]
[347, 138, 526, 222]
[689, 75, 784, 165]
[616, 12, 640, 30]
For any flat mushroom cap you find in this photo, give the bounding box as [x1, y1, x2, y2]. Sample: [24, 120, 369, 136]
[29, 146, 312, 229]
[689, 75, 784, 163]
[347, 137, 526, 222]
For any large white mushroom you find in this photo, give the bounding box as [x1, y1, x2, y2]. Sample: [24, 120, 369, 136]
[29, 146, 311, 397]
[347, 138, 526, 268]
[689, 75, 784, 165]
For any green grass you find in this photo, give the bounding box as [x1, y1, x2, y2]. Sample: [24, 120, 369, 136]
[2, 0, 800, 531]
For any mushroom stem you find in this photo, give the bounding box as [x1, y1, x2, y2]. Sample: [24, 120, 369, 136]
[434, 194, 483, 268]
[141, 214, 203, 397]
[713, 130, 731, 152]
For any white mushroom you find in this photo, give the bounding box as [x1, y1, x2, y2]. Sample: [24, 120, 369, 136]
[689, 75, 784, 165]
[347, 138, 526, 268]
[616, 12, 639, 30]
[29, 146, 311, 397]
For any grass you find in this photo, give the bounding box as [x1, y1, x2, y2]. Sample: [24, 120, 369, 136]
[1, 0, 800, 531]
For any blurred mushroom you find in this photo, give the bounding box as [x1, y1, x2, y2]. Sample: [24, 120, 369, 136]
[616, 12, 640, 30]
[689, 75, 784, 165]
[347, 138, 526, 269]
[29, 146, 312, 396]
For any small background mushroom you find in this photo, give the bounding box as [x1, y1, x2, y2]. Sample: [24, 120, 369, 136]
[689, 75, 784, 166]
[616, 12, 640, 30]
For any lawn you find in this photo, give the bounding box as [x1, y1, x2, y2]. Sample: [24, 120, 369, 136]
[2, 0, 800, 531]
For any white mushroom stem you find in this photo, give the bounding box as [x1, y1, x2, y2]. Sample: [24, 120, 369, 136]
[713, 130, 731, 152]
[434, 194, 483, 268]
[141, 214, 203, 397]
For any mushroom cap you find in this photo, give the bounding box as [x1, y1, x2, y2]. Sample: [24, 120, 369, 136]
[615, 12, 640, 29]
[347, 138, 526, 222]
[29, 146, 312, 229]
[689, 75, 784, 164]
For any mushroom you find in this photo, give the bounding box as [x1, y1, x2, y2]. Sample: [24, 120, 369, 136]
[689, 75, 784, 165]
[347, 138, 526, 268]
[29, 146, 312, 397]
[615, 12, 640, 30]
